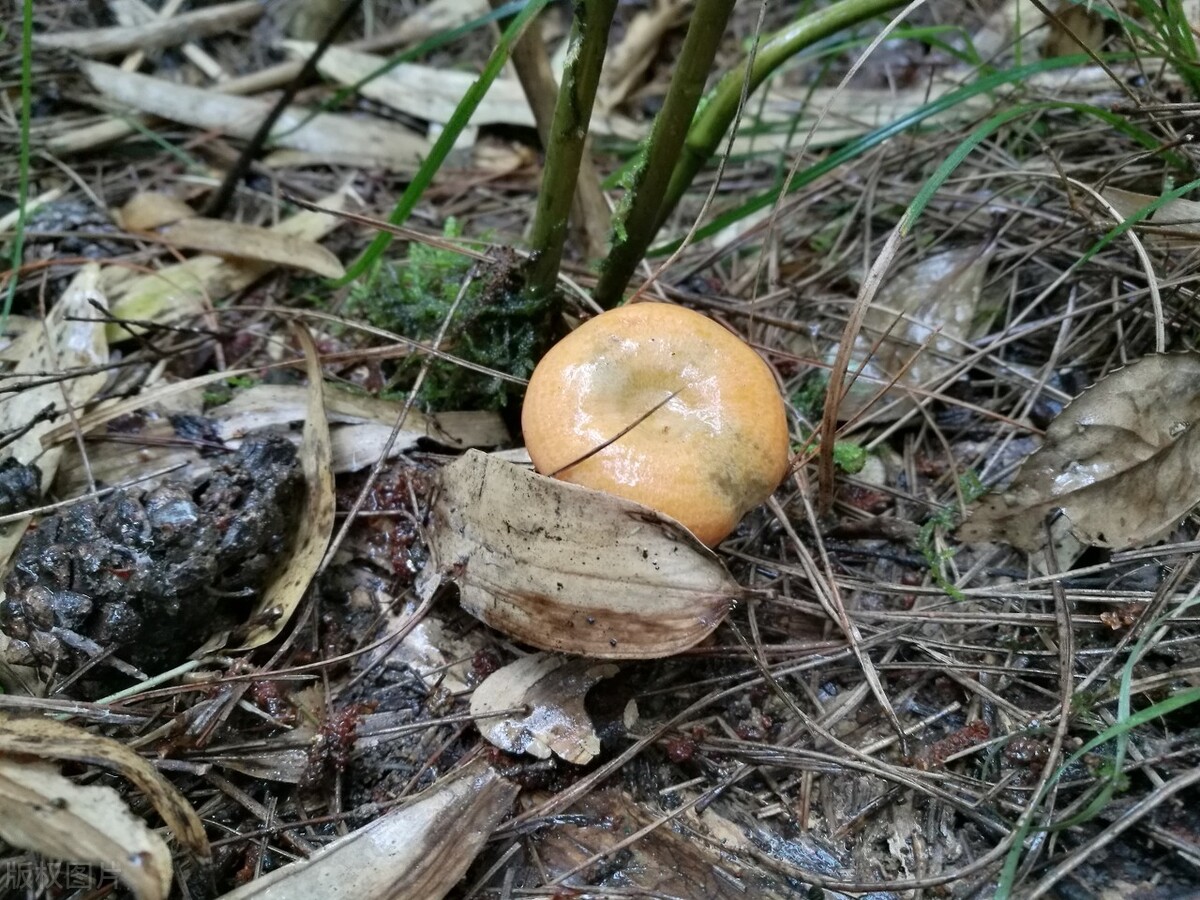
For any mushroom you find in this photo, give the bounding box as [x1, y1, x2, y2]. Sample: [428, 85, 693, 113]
[521, 302, 791, 546]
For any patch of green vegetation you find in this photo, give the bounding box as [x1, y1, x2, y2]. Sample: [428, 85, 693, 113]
[789, 374, 827, 421]
[918, 470, 986, 599]
[203, 374, 259, 408]
[348, 221, 555, 411]
[832, 441, 867, 474]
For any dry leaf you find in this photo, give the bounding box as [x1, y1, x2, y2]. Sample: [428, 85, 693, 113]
[283, 43, 642, 140]
[0, 715, 210, 864]
[105, 187, 348, 338]
[417, 450, 741, 659]
[0, 759, 172, 900]
[1103, 187, 1200, 250]
[837, 247, 989, 422]
[958, 353, 1200, 552]
[216, 759, 516, 900]
[115, 191, 197, 231]
[229, 326, 335, 650]
[471, 652, 618, 764]
[211, 383, 508, 469]
[158, 217, 345, 279]
[82, 62, 429, 171]
[530, 787, 796, 898]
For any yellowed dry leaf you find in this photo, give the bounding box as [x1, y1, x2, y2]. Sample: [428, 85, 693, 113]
[215, 759, 516, 900]
[82, 62, 429, 170]
[0, 759, 172, 900]
[158, 217, 344, 278]
[0, 715, 211, 864]
[230, 326, 334, 650]
[283, 43, 642, 139]
[116, 191, 197, 231]
[837, 247, 990, 422]
[959, 353, 1200, 552]
[106, 187, 348, 339]
[418, 450, 741, 659]
[471, 652, 618, 764]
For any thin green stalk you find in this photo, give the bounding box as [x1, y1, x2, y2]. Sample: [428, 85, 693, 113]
[593, 0, 737, 309]
[4, 0, 34, 326]
[525, 0, 618, 302]
[657, 0, 909, 230]
[340, 0, 550, 285]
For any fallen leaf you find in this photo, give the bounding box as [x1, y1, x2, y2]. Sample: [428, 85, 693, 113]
[958, 353, 1200, 552]
[530, 787, 796, 898]
[115, 191, 197, 231]
[229, 325, 335, 650]
[836, 246, 990, 422]
[417, 450, 741, 659]
[105, 187, 348, 338]
[1103, 187, 1200, 250]
[0, 759, 172, 900]
[211, 383, 508, 465]
[0, 715, 211, 864]
[82, 62, 429, 171]
[282, 43, 642, 140]
[471, 652, 618, 764]
[215, 759, 516, 900]
[157, 217, 345, 279]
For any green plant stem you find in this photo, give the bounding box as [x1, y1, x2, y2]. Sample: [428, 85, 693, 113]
[657, 0, 909, 231]
[525, 0, 618, 302]
[593, 0, 737, 309]
[4, 0, 34, 326]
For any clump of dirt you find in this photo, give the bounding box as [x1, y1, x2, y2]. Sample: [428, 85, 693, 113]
[1, 436, 302, 692]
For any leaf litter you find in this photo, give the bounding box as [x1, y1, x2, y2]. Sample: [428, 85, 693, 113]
[959, 353, 1200, 553]
[10, 0, 1200, 897]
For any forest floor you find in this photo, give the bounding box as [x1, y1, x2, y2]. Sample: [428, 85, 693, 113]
[3, 1, 1200, 898]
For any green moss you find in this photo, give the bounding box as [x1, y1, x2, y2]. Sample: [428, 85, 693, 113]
[918, 470, 986, 599]
[347, 221, 555, 411]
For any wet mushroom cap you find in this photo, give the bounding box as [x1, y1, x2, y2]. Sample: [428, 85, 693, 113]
[521, 302, 791, 546]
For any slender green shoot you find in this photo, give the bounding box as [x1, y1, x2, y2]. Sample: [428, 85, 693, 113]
[340, 0, 552, 285]
[657, 0, 911, 230]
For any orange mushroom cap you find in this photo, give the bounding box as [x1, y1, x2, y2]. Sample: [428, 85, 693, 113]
[521, 302, 791, 546]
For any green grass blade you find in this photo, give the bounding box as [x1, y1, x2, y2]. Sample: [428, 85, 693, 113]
[649, 53, 1158, 255]
[339, 0, 552, 285]
[899, 98, 1168, 234]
